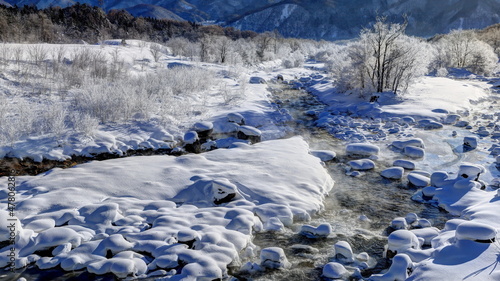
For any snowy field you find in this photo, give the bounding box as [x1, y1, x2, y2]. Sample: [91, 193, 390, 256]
[1, 41, 500, 280]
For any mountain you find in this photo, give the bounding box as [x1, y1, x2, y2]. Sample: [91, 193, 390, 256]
[4, 0, 500, 39]
[126, 4, 184, 21]
[0, 0, 12, 6]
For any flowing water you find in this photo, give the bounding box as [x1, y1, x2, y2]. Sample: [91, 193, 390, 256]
[232, 85, 455, 280]
[8, 80, 496, 281]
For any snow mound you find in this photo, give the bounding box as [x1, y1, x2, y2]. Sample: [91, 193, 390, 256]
[455, 221, 497, 241]
[0, 137, 333, 279]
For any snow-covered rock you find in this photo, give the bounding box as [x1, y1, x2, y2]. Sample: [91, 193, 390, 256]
[407, 173, 430, 187]
[334, 241, 354, 263]
[310, 150, 337, 162]
[410, 228, 439, 246]
[405, 213, 419, 225]
[457, 163, 485, 180]
[403, 146, 425, 158]
[417, 219, 432, 228]
[260, 247, 291, 269]
[346, 143, 380, 157]
[391, 217, 408, 230]
[454, 120, 469, 127]
[417, 119, 443, 129]
[348, 159, 376, 171]
[183, 131, 199, 144]
[391, 138, 425, 150]
[430, 171, 450, 187]
[322, 262, 348, 279]
[381, 167, 404, 180]
[463, 136, 478, 150]
[249, 76, 266, 84]
[193, 121, 213, 132]
[393, 159, 416, 170]
[299, 223, 333, 238]
[368, 254, 413, 281]
[227, 112, 245, 125]
[237, 125, 262, 143]
[386, 230, 421, 258]
[443, 114, 461, 125]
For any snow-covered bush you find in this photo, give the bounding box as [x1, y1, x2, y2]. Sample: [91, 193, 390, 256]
[433, 30, 498, 75]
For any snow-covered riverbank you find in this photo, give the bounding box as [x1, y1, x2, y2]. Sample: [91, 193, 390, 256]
[1, 42, 500, 280]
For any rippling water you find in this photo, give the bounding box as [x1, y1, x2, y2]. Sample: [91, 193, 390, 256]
[232, 86, 454, 281]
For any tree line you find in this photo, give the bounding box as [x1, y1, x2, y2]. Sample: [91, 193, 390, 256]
[0, 3, 258, 44]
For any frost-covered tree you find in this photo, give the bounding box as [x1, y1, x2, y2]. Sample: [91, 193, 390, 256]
[329, 17, 433, 95]
[434, 30, 498, 75]
[149, 43, 164, 63]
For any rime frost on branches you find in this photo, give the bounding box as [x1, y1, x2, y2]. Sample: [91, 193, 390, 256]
[328, 17, 434, 95]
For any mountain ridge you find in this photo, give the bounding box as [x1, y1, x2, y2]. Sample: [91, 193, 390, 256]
[4, 0, 500, 39]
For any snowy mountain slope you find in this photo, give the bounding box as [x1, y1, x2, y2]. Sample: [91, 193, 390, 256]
[5, 0, 500, 39]
[126, 4, 185, 20]
[0, 0, 12, 6]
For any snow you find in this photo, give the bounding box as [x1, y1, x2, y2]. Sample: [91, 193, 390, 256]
[454, 221, 497, 241]
[310, 76, 490, 122]
[1, 41, 500, 280]
[380, 77, 489, 119]
[0, 42, 292, 162]
[0, 137, 333, 278]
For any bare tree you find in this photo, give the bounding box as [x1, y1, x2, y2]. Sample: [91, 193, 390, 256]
[361, 16, 408, 93]
[27, 44, 48, 65]
[255, 33, 273, 61]
[214, 36, 231, 64]
[199, 36, 211, 62]
[149, 43, 164, 63]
